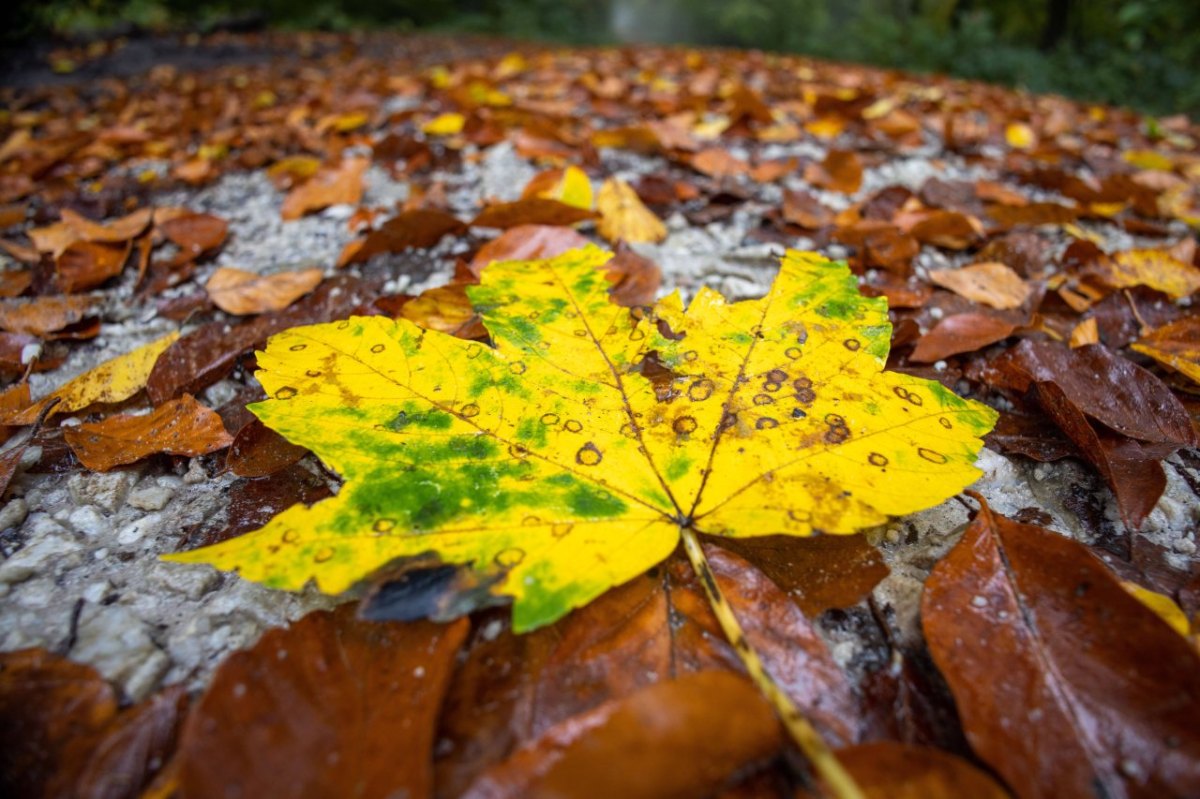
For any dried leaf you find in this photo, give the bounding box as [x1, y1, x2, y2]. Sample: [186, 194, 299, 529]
[801, 742, 1010, 799]
[1103, 248, 1200, 299]
[64, 395, 232, 471]
[471, 198, 597, 230]
[226, 419, 308, 478]
[169, 607, 467, 799]
[910, 314, 1016, 362]
[928, 262, 1031, 310]
[339, 208, 467, 266]
[399, 283, 484, 339]
[596, 178, 667, 244]
[55, 240, 128, 292]
[923, 499, 1200, 799]
[468, 225, 591, 276]
[205, 267, 324, 316]
[0, 295, 101, 337]
[280, 157, 368, 221]
[168, 249, 995, 632]
[461, 671, 781, 799]
[157, 213, 228, 256]
[520, 166, 594, 210]
[806, 149, 863, 194]
[60, 207, 152, 243]
[1131, 317, 1200, 385]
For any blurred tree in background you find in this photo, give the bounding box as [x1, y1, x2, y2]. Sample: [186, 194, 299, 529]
[6, 0, 1199, 117]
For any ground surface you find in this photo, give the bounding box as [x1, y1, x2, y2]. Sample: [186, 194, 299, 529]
[0, 28, 1197, 731]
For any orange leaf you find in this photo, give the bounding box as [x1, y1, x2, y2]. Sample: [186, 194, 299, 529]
[60, 207, 152, 243]
[471, 198, 597, 230]
[206, 267, 324, 315]
[64, 395, 232, 471]
[928, 262, 1031, 310]
[280, 158, 368, 220]
[55, 240, 129, 293]
[468, 224, 591, 276]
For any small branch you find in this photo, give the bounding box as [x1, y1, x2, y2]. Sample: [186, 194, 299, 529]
[679, 527, 865, 799]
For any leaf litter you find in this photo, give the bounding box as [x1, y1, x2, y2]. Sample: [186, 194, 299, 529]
[1, 29, 1199, 799]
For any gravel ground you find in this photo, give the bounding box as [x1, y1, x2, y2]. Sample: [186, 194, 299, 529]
[1, 56, 1197, 702]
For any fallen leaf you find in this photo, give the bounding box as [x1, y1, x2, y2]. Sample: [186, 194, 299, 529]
[907, 210, 983, 250]
[520, 165, 593, 210]
[157, 213, 228, 256]
[280, 157, 368, 220]
[55, 240, 129, 292]
[1102, 248, 1200, 298]
[468, 225, 591, 276]
[806, 149, 863, 194]
[596, 178, 667, 243]
[691, 147, 749, 180]
[782, 190, 834, 229]
[226, 419, 308, 478]
[1005, 122, 1036, 150]
[800, 742, 1010, 799]
[399, 283, 484, 339]
[713, 534, 889, 617]
[0, 649, 185, 799]
[27, 221, 79, 256]
[205, 267, 324, 315]
[339, 208, 467, 266]
[3, 332, 179, 425]
[167, 248, 996, 632]
[602, 246, 661, 307]
[60, 207, 152, 243]
[471, 198, 597, 230]
[461, 671, 780, 799]
[928, 262, 1031, 310]
[1121, 581, 1192, 639]
[168, 606, 467, 799]
[0, 295, 101, 337]
[910, 313, 1016, 362]
[182, 463, 332, 550]
[64, 395, 232, 471]
[1131, 317, 1200, 385]
[923, 498, 1200, 799]
[422, 112, 466, 136]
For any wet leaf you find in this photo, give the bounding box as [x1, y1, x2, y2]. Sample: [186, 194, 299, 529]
[55, 240, 129, 292]
[205, 267, 324, 315]
[468, 225, 591, 276]
[800, 742, 1010, 799]
[168, 606, 467, 799]
[339, 208, 466, 266]
[910, 314, 1016, 363]
[923, 498, 1200, 799]
[805, 149, 863, 194]
[0, 295, 101, 337]
[167, 248, 995, 632]
[928, 262, 1031, 310]
[60, 208, 152, 244]
[520, 166, 594, 210]
[4, 332, 179, 425]
[1131, 317, 1200, 385]
[603, 246, 661, 307]
[596, 178, 667, 244]
[472, 198, 597, 230]
[461, 671, 781, 799]
[280, 157, 368, 221]
[226, 418, 309, 478]
[399, 283, 485, 339]
[1102, 248, 1200, 299]
[64, 395, 232, 471]
[156, 213, 228, 256]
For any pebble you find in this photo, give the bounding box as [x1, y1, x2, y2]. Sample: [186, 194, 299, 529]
[0, 498, 28, 531]
[128, 484, 175, 512]
[71, 603, 170, 701]
[66, 505, 110, 537]
[68, 470, 138, 513]
[148, 561, 221, 600]
[0, 532, 84, 583]
[116, 513, 165, 547]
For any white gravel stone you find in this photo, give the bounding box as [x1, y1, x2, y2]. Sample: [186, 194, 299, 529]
[0, 533, 85, 584]
[68, 471, 138, 513]
[66, 505, 110, 537]
[148, 561, 221, 600]
[128, 484, 175, 512]
[71, 603, 170, 701]
[0, 498, 28, 531]
[116, 513, 165, 547]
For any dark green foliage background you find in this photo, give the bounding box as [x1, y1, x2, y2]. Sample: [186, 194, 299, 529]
[11, 0, 1200, 117]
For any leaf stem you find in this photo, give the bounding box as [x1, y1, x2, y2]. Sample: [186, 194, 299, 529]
[679, 527, 865, 799]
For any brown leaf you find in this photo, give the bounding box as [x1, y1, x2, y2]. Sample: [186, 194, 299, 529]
[468, 224, 591, 276]
[928, 262, 1031, 310]
[713, 534, 889, 617]
[400, 283, 486, 339]
[462, 671, 781, 799]
[64, 395, 232, 471]
[910, 314, 1016, 362]
[923, 499, 1200, 799]
[1132, 316, 1200, 385]
[56, 240, 129, 293]
[339, 208, 467, 267]
[782, 190, 834, 229]
[472, 198, 597, 230]
[226, 418, 308, 478]
[806, 149, 863, 194]
[280, 157, 368, 220]
[0, 295, 101, 337]
[432, 549, 862, 797]
[603, 246, 661, 307]
[60, 207, 152, 244]
[157, 213, 228, 256]
[691, 147, 750, 179]
[205, 267, 323, 315]
[907, 211, 983, 250]
[183, 463, 332, 550]
[1094, 249, 1200, 299]
[798, 742, 1009, 799]
[146, 276, 377, 404]
[170, 607, 467, 799]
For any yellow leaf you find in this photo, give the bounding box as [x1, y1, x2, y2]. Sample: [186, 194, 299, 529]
[1122, 149, 1175, 171]
[1131, 317, 1200, 385]
[166, 249, 996, 632]
[1004, 122, 1035, 150]
[523, 166, 593, 210]
[1106, 249, 1200, 299]
[6, 332, 180, 424]
[422, 112, 465, 136]
[596, 178, 666, 244]
[1121, 581, 1192, 638]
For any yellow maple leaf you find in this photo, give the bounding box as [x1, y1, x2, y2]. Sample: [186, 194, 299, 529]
[422, 112, 466, 136]
[167, 248, 995, 632]
[596, 178, 666, 244]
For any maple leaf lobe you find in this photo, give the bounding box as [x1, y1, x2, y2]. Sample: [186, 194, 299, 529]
[166, 247, 996, 631]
